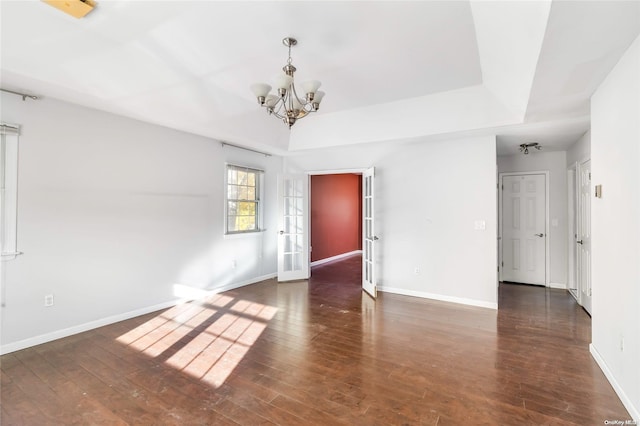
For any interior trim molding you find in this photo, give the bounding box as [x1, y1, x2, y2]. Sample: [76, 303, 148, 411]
[0, 273, 276, 355]
[548, 282, 567, 289]
[379, 286, 498, 310]
[590, 344, 640, 421]
[310, 250, 362, 267]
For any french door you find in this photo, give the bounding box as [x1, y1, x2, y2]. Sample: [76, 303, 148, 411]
[362, 167, 376, 298]
[277, 174, 309, 281]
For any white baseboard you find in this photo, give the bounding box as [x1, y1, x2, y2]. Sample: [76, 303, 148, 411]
[0, 273, 276, 356]
[549, 282, 567, 289]
[378, 286, 498, 310]
[590, 344, 640, 421]
[0, 300, 179, 356]
[311, 250, 362, 267]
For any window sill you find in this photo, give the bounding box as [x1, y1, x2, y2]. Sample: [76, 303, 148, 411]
[224, 229, 266, 239]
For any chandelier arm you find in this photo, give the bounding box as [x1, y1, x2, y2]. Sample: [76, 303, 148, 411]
[290, 83, 308, 107]
[270, 102, 287, 120]
[297, 103, 313, 118]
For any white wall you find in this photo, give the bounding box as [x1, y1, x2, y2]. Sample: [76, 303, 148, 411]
[590, 34, 640, 421]
[286, 135, 498, 308]
[566, 130, 590, 167]
[497, 151, 567, 287]
[0, 94, 282, 353]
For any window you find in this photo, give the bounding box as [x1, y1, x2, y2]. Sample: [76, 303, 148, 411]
[226, 164, 262, 234]
[1, 123, 20, 259]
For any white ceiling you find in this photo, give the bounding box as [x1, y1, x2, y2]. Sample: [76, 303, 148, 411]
[1, 1, 639, 156]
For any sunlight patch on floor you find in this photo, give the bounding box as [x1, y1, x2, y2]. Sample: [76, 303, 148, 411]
[116, 293, 277, 388]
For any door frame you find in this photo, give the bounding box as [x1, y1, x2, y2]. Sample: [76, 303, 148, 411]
[567, 157, 592, 306]
[576, 157, 592, 313]
[306, 167, 369, 271]
[498, 171, 550, 287]
[567, 164, 579, 301]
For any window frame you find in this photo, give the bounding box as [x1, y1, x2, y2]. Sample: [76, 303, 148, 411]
[224, 164, 263, 235]
[1, 123, 20, 259]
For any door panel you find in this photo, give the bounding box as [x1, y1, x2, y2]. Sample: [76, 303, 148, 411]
[502, 174, 546, 285]
[567, 168, 578, 299]
[578, 160, 592, 314]
[277, 174, 309, 281]
[362, 167, 376, 298]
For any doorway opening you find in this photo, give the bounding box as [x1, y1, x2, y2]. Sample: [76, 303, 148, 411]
[310, 173, 363, 268]
[307, 168, 376, 298]
[277, 168, 376, 298]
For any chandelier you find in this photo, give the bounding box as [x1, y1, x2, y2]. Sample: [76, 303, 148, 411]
[250, 37, 325, 129]
[519, 142, 542, 154]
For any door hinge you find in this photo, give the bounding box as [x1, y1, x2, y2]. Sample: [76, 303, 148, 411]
[589, 172, 591, 180]
[501, 261, 504, 267]
[501, 184, 504, 190]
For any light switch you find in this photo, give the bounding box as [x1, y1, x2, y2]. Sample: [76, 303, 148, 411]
[552, 218, 559, 227]
[474, 220, 486, 230]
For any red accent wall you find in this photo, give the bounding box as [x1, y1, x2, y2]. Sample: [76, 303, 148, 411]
[311, 174, 362, 262]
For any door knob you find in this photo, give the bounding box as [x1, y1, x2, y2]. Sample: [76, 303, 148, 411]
[535, 233, 544, 237]
[279, 230, 284, 235]
[373, 236, 379, 241]
[576, 240, 583, 245]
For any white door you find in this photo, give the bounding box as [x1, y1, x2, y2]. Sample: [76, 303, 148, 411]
[277, 174, 309, 281]
[501, 174, 546, 285]
[362, 167, 376, 298]
[567, 167, 579, 300]
[577, 160, 592, 314]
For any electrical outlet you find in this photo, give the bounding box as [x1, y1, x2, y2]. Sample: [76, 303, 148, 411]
[474, 220, 486, 230]
[44, 294, 54, 307]
[414, 267, 420, 275]
[231, 260, 237, 269]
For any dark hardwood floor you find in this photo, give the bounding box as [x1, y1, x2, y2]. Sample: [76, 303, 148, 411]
[1, 255, 630, 425]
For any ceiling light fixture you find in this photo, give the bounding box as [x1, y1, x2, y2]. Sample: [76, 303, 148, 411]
[250, 37, 325, 129]
[519, 142, 542, 154]
[43, 0, 96, 19]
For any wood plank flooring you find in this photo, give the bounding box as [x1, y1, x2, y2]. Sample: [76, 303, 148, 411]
[1, 255, 631, 424]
